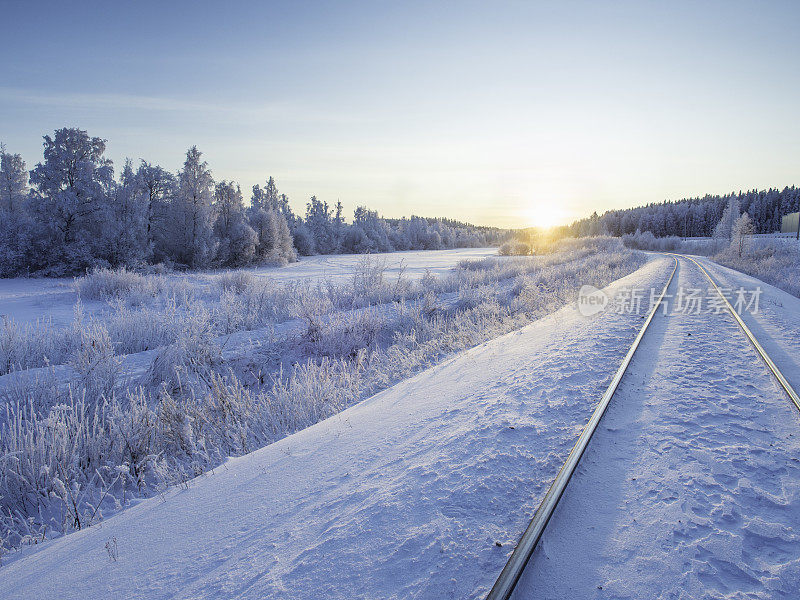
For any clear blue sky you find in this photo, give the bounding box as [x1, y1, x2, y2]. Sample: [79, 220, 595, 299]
[2, 0, 799, 227]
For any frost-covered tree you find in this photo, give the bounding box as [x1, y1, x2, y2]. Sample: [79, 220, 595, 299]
[333, 200, 344, 252]
[401, 216, 444, 250]
[277, 192, 293, 219]
[291, 220, 315, 255]
[263, 176, 279, 210]
[214, 181, 257, 266]
[345, 206, 391, 253]
[250, 177, 281, 213]
[214, 181, 244, 235]
[105, 159, 150, 267]
[249, 179, 294, 261]
[0, 130, 509, 275]
[249, 207, 295, 263]
[342, 225, 368, 253]
[713, 196, 740, 241]
[305, 196, 336, 254]
[168, 146, 217, 268]
[0, 145, 28, 215]
[249, 208, 277, 256]
[29, 128, 115, 274]
[136, 161, 175, 261]
[0, 145, 31, 276]
[250, 184, 266, 214]
[731, 212, 754, 257]
[568, 187, 800, 239]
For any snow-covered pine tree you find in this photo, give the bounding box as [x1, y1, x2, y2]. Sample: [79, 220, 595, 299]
[713, 196, 740, 241]
[168, 146, 217, 269]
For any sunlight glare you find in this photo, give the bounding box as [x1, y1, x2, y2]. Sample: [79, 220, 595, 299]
[523, 203, 566, 230]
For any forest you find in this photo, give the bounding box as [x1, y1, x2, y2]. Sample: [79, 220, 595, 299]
[566, 187, 800, 238]
[0, 128, 503, 277]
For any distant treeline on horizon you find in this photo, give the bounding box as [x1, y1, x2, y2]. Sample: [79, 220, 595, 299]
[565, 187, 800, 239]
[0, 128, 505, 277]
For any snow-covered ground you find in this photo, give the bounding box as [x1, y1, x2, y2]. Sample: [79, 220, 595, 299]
[512, 255, 800, 599]
[0, 256, 674, 598]
[234, 247, 497, 283]
[0, 248, 495, 328]
[694, 255, 800, 396]
[2, 252, 798, 599]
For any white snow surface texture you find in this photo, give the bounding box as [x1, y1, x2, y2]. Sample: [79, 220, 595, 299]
[2, 255, 799, 599]
[513, 255, 800, 600]
[0, 247, 494, 327]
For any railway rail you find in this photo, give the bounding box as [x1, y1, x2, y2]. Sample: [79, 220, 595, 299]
[681, 254, 800, 413]
[486, 254, 800, 600]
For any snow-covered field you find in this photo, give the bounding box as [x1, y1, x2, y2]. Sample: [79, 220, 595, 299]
[0, 248, 498, 378]
[2, 245, 799, 599]
[0, 252, 672, 599]
[0, 248, 495, 328]
[0, 238, 648, 557]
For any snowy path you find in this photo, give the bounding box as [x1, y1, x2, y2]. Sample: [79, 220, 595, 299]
[0, 258, 673, 599]
[511, 256, 800, 599]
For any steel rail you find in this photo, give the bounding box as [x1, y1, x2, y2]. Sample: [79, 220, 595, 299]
[677, 254, 800, 414]
[485, 256, 679, 600]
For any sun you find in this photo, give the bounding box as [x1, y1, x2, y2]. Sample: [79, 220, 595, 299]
[522, 203, 566, 230]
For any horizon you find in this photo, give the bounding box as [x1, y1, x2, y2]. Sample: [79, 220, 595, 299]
[2, 1, 799, 228]
[3, 128, 797, 231]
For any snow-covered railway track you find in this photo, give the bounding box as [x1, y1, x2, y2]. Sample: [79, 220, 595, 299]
[677, 253, 800, 414]
[487, 254, 800, 600]
[485, 256, 679, 600]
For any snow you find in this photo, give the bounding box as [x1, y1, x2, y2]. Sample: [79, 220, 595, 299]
[693, 255, 800, 395]
[0, 278, 102, 328]
[0, 248, 498, 395]
[0, 247, 496, 327]
[511, 255, 800, 599]
[235, 247, 497, 283]
[2, 253, 798, 599]
[0, 257, 673, 598]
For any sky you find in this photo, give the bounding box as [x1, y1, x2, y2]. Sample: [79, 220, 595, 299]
[1, 0, 799, 228]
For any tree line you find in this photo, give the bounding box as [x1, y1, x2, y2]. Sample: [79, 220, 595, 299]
[566, 187, 800, 239]
[0, 128, 503, 277]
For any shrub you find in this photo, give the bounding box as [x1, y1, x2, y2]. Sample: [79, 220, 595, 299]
[216, 270, 255, 295]
[498, 240, 533, 256]
[68, 322, 120, 401]
[74, 267, 166, 302]
[621, 230, 724, 254]
[713, 241, 800, 298]
[145, 312, 220, 394]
